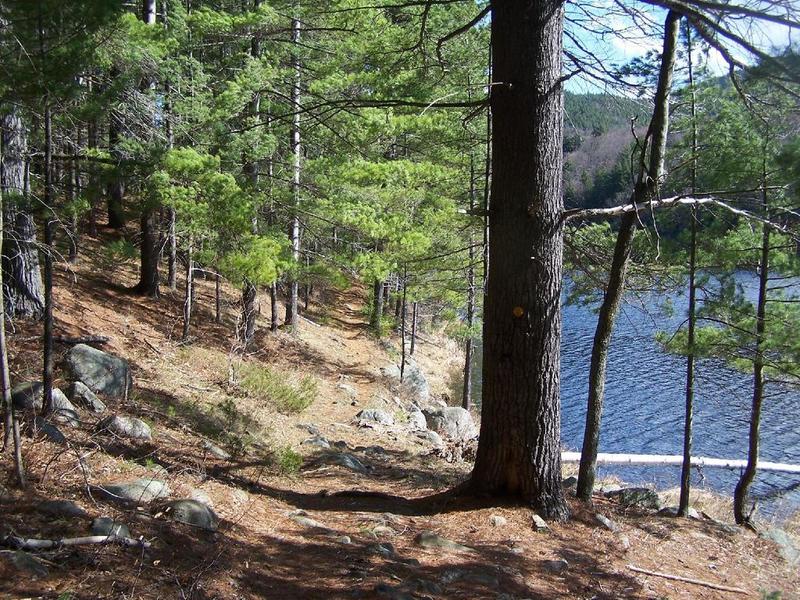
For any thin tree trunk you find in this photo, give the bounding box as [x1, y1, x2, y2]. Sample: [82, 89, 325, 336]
[0, 174, 25, 485]
[167, 209, 177, 290]
[182, 242, 193, 342]
[679, 20, 698, 517]
[107, 101, 125, 229]
[400, 271, 407, 381]
[410, 301, 418, 356]
[270, 283, 279, 331]
[68, 125, 81, 263]
[215, 272, 222, 324]
[733, 158, 771, 526]
[241, 279, 257, 348]
[576, 11, 681, 502]
[285, 15, 301, 332]
[370, 278, 384, 336]
[463, 153, 477, 411]
[1, 110, 44, 319]
[469, 0, 568, 520]
[41, 103, 54, 417]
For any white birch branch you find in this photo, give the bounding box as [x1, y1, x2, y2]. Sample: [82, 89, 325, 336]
[561, 451, 800, 474]
[2, 534, 151, 550]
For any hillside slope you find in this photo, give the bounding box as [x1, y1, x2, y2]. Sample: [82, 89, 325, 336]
[0, 228, 798, 600]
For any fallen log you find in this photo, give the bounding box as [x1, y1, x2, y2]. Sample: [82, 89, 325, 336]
[627, 564, 748, 594]
[53, 335, 110, 345]
[561, 451, 800, 474]
[2, 534, 150, 550]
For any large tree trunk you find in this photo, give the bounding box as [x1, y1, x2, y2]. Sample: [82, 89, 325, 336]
[469, 0, 568, 521]
[1, 110, 44, 319]
[135, 208, 160, 297]
[107, 102, 126, 229]
[576, 11, 680, 502]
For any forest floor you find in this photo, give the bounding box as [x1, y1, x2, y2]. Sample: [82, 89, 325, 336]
[1, 226, 799, 600]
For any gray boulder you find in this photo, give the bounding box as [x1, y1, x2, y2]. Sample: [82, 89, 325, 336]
[414, 531, 474, 553]
[415, 430, 444, 447]
[66, 343, 131, 399]
[331, 452, 368, 473]
[422, 406, 478, 442]
[380, 361, 430, 403]
[92, 478, 169, 505]
[51, 389, 80, 426]
[605, 487, 661, 510]
[69, 381, 106, 413]
[97, 415, 152, 441]
[163, 499, 219, 531]
[356, 408, 394, 426]
[406, 409, 427, 431]
[91, 517, 131, 538]
[11, 381, 43, 411]
[33, 417, 67, 444]
[202, 440, 231, 460]
[38, 499, 88, 519]
[762, 528, 800, 566]
[657, 506, 701, 519]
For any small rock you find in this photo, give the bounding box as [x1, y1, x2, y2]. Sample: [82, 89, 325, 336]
[293, 515, 330, 530]
[422, 406, 478, 442]
[415, 430, 444, 447]
[97, 415, 152, 441]
[297, 423, 320, 436]
[337, 383, 357, 399]
[657, 506, 701, 519]
[328, 534, 351, 544]
[561, 476, 578, 489]
[369, 542, 396, 557]
[605, 487, 661, 510]
[331, 452, 368, 473]
[302, 435, 331, 449]
[189, 489, 213, 506]
[414, 531, 474, 553]
[371, 525, 396, 537]
[490, 515, 508, 527]
[51, 389, 80, 427]
[66, 343, 131, 399]
[163, 499, 219, 531]
[202, 440, 231, 460]
[7, 551, 48, 577]
[439, 568, 499, 587]
[594, 513, 618, 532]
[618, 533, 631, 550]
[33, 417, 67, 444]
[93, 478, 169, 505]
[407, 409, 427, 431]
[68, 381, 106, 413]
[532, 514, 549, 531]
[231, 489, 249, 504]
[355, 408, 394, 426]
[37, 500, 88, 519]
[91, 517, 131, 538]
[541, 559, 569, 574]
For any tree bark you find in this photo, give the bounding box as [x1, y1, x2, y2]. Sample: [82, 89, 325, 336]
[215, 272, 222, 324]
[0, 110, 44, 319]
[285, 16, 301, 332]
[0, 172, 26, 485]
[733, 158, 770, 526]
[241, 279, 257, 348]
[41, 103, 54, 417]
[463, 153, 477, 411]
[469, 0, 568, 520]
[182, 242, 193, 342]
[167, 208, 177, 290]
[270, 283, 279, 331]
[679, 19, 698, 518]
[400, 271, 407, 381]
[370, 278, 384, 336]
[135, 208, 160, 297]
[107, 102, 126, 229]
[410, 301, 418, 356]
[576, 10, 680, 502]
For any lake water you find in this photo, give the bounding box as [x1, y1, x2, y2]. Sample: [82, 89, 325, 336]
[471, 278, 800, 519]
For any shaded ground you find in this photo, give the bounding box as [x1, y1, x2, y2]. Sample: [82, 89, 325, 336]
[1, 226, 797, 599]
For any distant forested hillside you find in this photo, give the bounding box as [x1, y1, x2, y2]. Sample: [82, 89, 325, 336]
[565, 92, 650, 135]
[563, 93, 650, 209]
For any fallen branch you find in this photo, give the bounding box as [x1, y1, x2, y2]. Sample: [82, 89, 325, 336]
[561, 451, 800, 474]
[53, 335, 110, 345]
[2, 534, 151, 550]
[627, 564, 748, 594]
